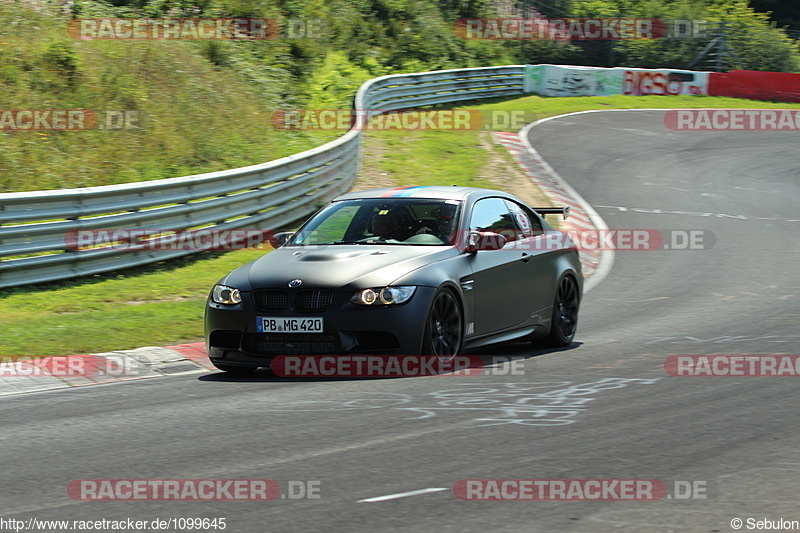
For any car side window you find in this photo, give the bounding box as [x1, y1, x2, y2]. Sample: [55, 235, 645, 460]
[506, 200, 543, 238]
[469, 198, 519, 242]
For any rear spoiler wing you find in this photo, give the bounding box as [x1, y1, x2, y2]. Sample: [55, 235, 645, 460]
[532, 206, 570, 220]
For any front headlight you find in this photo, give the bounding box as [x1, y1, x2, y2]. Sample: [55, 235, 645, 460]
[212, 284, 242, 305]
[351, 286, 416, 306]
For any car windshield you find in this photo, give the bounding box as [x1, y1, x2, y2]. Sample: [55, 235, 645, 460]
[289, 198, 462, 246]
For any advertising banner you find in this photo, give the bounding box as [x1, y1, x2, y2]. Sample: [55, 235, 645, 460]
[525, 65, 710, 97]
[524, 64, 622, 96]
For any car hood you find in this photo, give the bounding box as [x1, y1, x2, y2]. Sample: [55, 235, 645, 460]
[222, 245, 459, 291]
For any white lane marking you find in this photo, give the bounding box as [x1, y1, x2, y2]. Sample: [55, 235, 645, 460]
[358, 488, 448, 502]
[594, 204, 797, 221]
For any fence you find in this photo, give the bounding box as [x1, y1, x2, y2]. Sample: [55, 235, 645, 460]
[0, 66, 526, 288]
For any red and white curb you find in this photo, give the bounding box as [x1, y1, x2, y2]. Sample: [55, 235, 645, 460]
[494, 131, 601, 277]
[0, 342, 212, 397]
[493, 113, 614, 292]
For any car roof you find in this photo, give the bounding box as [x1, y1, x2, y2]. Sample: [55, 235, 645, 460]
[334, 185, 518, 203]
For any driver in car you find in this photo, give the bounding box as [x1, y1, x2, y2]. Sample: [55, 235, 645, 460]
[370, 209, 401, 241]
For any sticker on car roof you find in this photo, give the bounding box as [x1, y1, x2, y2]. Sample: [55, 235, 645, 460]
[381, 186, 430, 197]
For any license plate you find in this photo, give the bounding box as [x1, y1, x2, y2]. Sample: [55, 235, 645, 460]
[257, 317, 324, 333]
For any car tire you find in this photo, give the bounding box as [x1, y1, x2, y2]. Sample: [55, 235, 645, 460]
[422, 288, 464, 358]
[543, 274, 580, 347]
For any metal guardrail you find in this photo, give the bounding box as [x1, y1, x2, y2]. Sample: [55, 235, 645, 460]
[0, 65, 526, 288]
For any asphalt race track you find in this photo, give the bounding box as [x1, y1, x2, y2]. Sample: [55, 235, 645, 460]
[3, 110, 799, 532]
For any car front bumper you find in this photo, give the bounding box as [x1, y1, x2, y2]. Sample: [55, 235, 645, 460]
[204, 286, 437, 368]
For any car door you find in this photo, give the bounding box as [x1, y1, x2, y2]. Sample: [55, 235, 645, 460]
[506, 199, 554, 317]
[466, 197, 536, 336]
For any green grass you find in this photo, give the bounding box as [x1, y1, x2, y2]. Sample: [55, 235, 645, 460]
[373, 128, 496, 189]
[0, 248, 263, 357]
[3, 94, 800, 356]
[0, 3, 339, 192]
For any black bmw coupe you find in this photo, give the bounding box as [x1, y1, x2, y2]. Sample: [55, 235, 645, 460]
[205, 186, 582, 373]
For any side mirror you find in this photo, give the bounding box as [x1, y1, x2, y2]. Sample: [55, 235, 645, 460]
[465, 231, 508, 252]
[268, 232, 294, 249]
